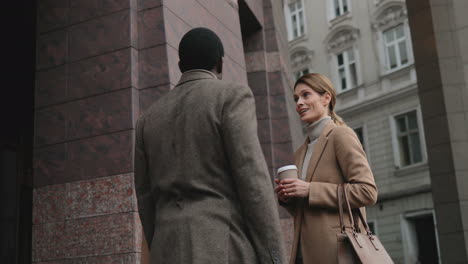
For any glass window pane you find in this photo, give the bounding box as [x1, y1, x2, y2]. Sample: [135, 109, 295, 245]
[339, 68, 347, 90]
[399, 135, 411, 166]
[350, 63, 357, 87]
[299, 12, 304, 35]
[334, 0, 341, 16]
[292, 15, 298, 38]
[347, 48, 355, 61]
[337, 53, 344, 65]
[342, 0, 348, 13]
[289, 3, 296, 12]
[368, 222, 376, 234]
[399, 41, 408, 65]
[396, 25, 404, 39]
[354, 127, 364, 149]
[384, 29, 394, 43]
[410, 133, 423, 163]
[408, 111, 418, 130]
[388, 46, 397, 69]
[396, 116, 407, 133]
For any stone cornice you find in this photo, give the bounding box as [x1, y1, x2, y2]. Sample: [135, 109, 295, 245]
[372, 3, 407, 31]
[337, 84, 418, 118]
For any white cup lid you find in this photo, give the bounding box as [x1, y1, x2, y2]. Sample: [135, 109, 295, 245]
[277, 165, 298, 174]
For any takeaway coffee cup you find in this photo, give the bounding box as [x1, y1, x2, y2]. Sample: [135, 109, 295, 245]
[277, 165, 298, 181]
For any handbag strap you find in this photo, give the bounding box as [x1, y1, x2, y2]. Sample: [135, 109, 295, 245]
[342, 183, 374, 236]
[337, 184, 355, 233]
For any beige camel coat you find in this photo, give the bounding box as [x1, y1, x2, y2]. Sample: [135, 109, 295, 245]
[283, 120, 377, 264]
[134, 70, 285, 264]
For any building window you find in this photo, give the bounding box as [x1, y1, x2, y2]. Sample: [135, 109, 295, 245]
[402, 211, 441, 264]
[394, 110, 423, 167]
[353, 127, 365, 151]
[332, 0, 349, 17]
[384, 24, 410, 71]
[367, 220, 377, 235]
[295, 68, 310, 80]
[336, 48, 358, 91]
[288, 1, 305, 40]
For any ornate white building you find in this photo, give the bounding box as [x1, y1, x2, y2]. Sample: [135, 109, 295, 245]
[283, 0, 440, 262]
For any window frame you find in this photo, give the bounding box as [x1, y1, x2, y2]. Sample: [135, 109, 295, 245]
[334, 47, 360, 93]
[328, 0, 351, 21]
[285, 0, 307, 41]
[400, 210, 442, 264]
[295, 68, 310, 80]
[376, 21, 414, 75]
[389, 107, 427, 169]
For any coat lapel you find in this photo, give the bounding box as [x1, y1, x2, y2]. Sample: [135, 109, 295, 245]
[304, 121, 336, 182]
[294, 141, 308, 180]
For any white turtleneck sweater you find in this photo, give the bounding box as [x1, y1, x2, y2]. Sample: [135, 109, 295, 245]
[300, 116, 332, 180]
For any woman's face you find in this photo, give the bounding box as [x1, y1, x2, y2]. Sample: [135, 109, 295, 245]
[294, 83, 330, 124]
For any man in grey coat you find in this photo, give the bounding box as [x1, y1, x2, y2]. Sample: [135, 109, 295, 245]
[134, 27, 286, 264]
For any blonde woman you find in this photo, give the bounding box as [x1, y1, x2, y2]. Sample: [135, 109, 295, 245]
[275, 73, 377, 264]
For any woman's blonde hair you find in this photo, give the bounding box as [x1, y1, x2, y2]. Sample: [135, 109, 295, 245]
[294, 73, 346, 126]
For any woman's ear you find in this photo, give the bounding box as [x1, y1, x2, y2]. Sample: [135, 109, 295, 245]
[322, 92, 332, 106]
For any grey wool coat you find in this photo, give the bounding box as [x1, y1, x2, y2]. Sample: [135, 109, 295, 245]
[134, 70, 286, 264]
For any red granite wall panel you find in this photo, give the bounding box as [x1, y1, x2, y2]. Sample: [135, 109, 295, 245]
[265, 29, 279, 52]
[223, 56, 248, 85]
[35, 65, 67, 107]
[34, 253, 141, 264]
[248, 71, 268, 96]
[137, 0, 162, 11]
[258, 119, 272, 144]
[34, 144, 67, 187]
[243, 31, 265, 53]
[272, 142, 294, 167]
[33, 184, 67, 224]
[36, 30, 67, 70]
[67, 173, 136, 219]
[69, 10, 131, 62]
[68, 48, 133, 100]
[137, 6, 165, 49]
[34, 89, 133, 147]
[35, 105, 67, 146]
[32, 212, 140, 261]
[67, 131, 133, 182]
[34, 131, 133, 187]
[163, 7, 191, 50]
[254, 95, 270, 119]
[69, 0, 130, 24]
[270, 95, 289, 118]
[66, 89, 133, 140]
[269, 71, 286, 95]
[244, 0, 264, 28]
[197, 0, 242, 39]
[37, 0, 69, 33]
[33, 174, 136, 223]
[272, 119, 293, 144]
[138, 45, 169, 89]
[139, 85, 170, 114]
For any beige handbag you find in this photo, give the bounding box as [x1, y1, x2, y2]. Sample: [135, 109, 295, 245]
[337, 184, 394, 264]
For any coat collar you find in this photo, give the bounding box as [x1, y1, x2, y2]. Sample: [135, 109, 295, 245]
[295, 120, 336, 182]
[176, 69, 218, 87]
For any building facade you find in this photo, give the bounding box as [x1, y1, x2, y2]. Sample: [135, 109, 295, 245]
[2, 0, 468, 263]
[283, 0, 440, 262]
